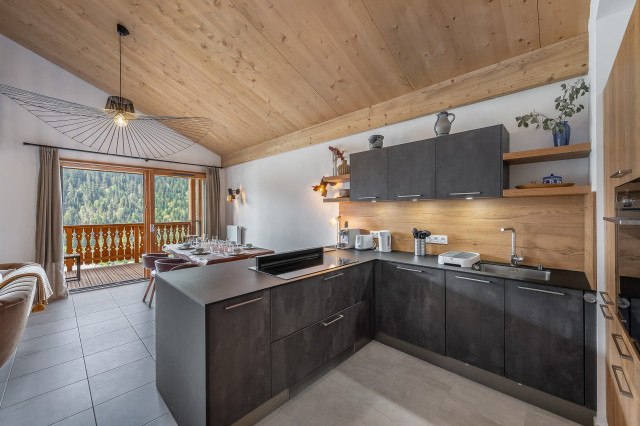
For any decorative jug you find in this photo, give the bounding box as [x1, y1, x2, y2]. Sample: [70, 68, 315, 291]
[434, 111, 456, 136]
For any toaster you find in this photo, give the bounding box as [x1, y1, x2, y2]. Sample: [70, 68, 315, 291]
[355, 234, 376, 250]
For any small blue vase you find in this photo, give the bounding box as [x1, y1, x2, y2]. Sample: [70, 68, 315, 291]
[560, 121, 571, 145]
[552, 121, 571, 146]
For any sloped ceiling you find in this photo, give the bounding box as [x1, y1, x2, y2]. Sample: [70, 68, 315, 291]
[0, 0, 589, 159]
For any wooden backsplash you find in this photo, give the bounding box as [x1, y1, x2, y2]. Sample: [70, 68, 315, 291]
[340, 195, 593, 274]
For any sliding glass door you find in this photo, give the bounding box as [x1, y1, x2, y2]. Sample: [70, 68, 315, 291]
[61, 160, 204, 288]
[151, 173, 203, 253]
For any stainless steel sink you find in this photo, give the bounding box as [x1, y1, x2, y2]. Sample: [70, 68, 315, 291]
[474, 263, 551, 281]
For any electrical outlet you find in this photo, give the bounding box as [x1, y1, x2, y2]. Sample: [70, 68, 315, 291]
[426, 235, 448, 244]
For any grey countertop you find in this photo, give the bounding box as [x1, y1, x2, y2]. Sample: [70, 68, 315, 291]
[156, 248, 593, 306]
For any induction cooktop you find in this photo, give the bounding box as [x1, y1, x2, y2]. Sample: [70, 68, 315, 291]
[249, 247, 358, 280]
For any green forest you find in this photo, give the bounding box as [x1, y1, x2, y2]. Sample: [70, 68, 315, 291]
[62, 168, 190, 225]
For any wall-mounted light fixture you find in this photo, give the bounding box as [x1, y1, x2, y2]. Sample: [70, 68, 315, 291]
[227, 188, 241, 203]
[311, 178, 336, 198]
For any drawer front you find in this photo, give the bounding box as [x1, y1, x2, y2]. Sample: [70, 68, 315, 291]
[505, 280, 585, 405]
[606, 359, 640, 426]
[609, 316, 640, 398]
[271, 300, 371, 395]
[446, 271, 505, 375]
[271, 264, 372, 341]
[208, 290, 271, 426]
[379, 261, 445, 354]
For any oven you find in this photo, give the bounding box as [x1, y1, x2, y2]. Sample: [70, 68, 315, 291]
[605, 179, 640, 352]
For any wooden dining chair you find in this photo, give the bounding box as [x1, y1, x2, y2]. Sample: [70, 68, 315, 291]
[147, 258, 187, 307]
[142, 253, 169, 306]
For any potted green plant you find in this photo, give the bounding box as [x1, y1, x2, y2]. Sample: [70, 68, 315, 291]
[515, 78, 589, 146]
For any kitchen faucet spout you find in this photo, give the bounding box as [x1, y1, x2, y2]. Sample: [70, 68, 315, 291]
[500, 227, 523, 266]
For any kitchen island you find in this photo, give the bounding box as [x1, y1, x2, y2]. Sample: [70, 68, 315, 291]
[156, 249, 596, 426]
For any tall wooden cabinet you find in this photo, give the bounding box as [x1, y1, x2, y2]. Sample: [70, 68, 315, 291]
[604, 1, 640, 424]
[603, 5, 640, 186]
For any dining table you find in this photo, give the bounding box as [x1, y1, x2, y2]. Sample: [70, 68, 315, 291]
[163, 243, 275, 266]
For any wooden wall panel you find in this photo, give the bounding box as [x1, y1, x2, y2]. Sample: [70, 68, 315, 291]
[223, 34, 588, 166]
[584, 191, 596, 288]
[233, 0, 412, 115]
[537, 0, 591, 47]
[362, 0, 541, 89]
[0, 1, 589, 158]
[340, 195, 587, 273]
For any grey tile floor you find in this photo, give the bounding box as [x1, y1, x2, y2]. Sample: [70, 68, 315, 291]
[0, 282, 175, 426]
[0, 282, 577, 426]
[258, 341, 578, 426]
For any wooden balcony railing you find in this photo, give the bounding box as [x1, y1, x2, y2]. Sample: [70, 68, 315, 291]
[154, 221, 193, 251]
[63, 221, 194, 271]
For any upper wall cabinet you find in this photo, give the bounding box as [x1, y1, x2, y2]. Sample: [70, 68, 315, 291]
[435, 125, 509, 199]
[604, 5, 640, 186]
[350, 148, 388, 201]
[387, 139, 436, 201]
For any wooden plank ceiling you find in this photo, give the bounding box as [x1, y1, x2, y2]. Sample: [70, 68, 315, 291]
[0, 0, 589, 161]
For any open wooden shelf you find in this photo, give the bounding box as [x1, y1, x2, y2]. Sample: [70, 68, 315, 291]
[503, 185, 591, 197]
[323, 174, 350, 183]
[503, 143, 591, 165]
[323, 197, 350, 203]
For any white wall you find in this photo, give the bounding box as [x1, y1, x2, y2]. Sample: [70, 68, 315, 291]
[225, 79, 591, 252]
[0, 35, 221, 262]
[588, 0, 636, 424]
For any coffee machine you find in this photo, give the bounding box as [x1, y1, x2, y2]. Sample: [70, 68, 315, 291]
[338, 228, 361, 249]
[370, 230, 392, 252]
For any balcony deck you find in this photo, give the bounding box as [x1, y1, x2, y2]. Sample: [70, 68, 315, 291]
[65, 262, 145, 290]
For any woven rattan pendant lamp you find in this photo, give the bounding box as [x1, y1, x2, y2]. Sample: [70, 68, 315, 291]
[0, 24, 213, 159]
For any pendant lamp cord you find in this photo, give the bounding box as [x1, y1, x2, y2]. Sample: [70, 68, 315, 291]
[119, 33, 122, 101]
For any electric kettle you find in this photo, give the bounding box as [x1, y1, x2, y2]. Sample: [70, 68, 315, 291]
[371, 230, 391, 252]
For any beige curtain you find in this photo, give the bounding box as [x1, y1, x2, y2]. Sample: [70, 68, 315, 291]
[204, 167, 221, 238]
[35, 147, 67, 299]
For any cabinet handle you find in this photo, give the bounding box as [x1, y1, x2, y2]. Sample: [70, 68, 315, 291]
[610, 170, 632, 178]
[455, 275, 491, 284]
[396, 266, 424, 273]
[583, 293, 597, 303]
[517, 286, 565, 296]
[449, 192, 481, 196]
[357, 196, 378, 199]
[600, 304, 614, 320]
[600, 291, 614, 305]
[323, 273, 344, 281]
[397, 194, 422, 198]
[612, 365, 634, 398]
[321, 314, 344, 327]
[612, 334, 634, 361]
[224, 297, 262, 310]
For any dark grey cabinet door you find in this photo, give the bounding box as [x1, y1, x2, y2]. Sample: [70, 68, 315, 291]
[435, 125, 508, 199]
[387, 139, 436, 200]
[445, 271, 505, 375]
[379, 262, 445, 354]
[271, 264, 373, 341]
[350, 148, 387, 201]
[505, 280, 585, 405]
[271, 300, 371, 395]
[208, 290, 271, 425]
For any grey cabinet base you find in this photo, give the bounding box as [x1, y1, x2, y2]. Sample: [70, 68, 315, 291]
[374, 332, 595, 426]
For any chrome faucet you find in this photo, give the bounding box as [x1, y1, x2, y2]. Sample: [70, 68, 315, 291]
[501, 227, 523, 266]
